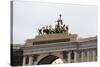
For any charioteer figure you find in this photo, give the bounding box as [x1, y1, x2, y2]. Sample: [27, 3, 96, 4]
[38, 14, 69, 36]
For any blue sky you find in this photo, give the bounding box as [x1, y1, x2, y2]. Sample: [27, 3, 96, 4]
[13, 1, 97, 44]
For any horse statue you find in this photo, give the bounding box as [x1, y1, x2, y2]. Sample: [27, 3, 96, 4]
[42, 26, 49, 35]
[38, 14, 69, 35]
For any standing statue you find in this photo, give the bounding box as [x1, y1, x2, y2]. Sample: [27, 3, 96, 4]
[42, 27, 45, 35]
[46, 26, 49, 34]
[49, 25, 52, 34]
[38, 28, 42, 35]
[62, 24, 66, 32]
[55, 22, 61, 33]
[65, 25, 68, 32]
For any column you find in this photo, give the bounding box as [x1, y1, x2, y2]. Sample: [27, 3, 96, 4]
[81, 51, 84, 62]
[68, 51, 71, 63]
[29, 56, 32, 65]
[87, 51, 90, 61]
[92, 50, 96, 61]
[23, 56, 26, 66]
[32, 56, 34, 64]
[74, 51, 77, 62]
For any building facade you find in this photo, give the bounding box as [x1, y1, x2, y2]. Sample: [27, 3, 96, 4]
[11, 44, 23, 66]
[22, 33, 97, 66]
[11, 14, 97, 66]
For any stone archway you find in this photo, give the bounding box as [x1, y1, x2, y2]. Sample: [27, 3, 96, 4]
[37, 55, 64, 65]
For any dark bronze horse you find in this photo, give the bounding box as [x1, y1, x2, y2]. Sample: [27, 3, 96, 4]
[43, 28, 49, 34]
[38, 14, 69, 35]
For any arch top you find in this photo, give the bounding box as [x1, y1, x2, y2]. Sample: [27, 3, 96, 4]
[37, 55, 63, 65]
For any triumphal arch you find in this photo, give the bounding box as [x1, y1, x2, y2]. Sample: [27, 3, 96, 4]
[22, 14, 97, 66]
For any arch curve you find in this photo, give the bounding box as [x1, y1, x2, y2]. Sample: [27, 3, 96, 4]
[38, 55, 59, 65]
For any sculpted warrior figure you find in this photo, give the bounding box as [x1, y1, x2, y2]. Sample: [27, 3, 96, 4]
[38, 28, 42, 35]
[42, 27, 45, 35]
[62, 24, 66, 32]
[55, 22, 61, 33]
[66, 25, 68, 32]
[49, 25, 52, 34]
[46, 26, 49, 34]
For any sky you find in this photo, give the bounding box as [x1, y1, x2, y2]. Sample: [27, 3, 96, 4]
[13, 1, 98, 44]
